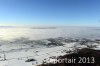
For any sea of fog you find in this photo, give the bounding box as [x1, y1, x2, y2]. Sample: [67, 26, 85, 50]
[0, 26, 100, 40]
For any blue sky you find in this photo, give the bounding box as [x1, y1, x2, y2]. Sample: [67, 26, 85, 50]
[0, 0, 100, 26]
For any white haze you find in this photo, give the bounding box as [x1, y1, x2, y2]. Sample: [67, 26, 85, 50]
[0, 26, 100, 40]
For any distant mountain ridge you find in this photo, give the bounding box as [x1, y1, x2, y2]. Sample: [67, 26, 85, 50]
[0, 26, 16, 28]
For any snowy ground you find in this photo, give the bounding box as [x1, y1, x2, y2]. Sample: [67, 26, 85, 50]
[0, 37, 100, 66]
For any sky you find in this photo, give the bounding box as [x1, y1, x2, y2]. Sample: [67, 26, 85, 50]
[0, 0, 100, 26]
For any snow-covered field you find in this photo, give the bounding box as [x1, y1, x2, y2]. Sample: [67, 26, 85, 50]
[0, 26, 100, 66]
